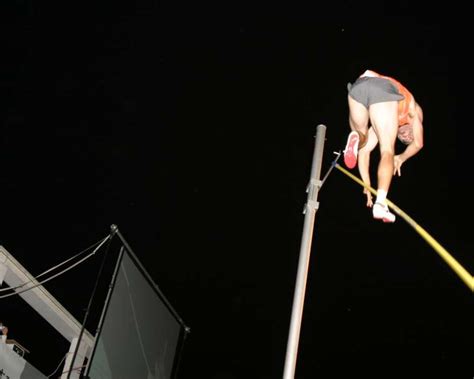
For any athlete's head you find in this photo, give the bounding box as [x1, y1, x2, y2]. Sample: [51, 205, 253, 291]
[397, 124, 413, 145]
[398, 103, 423, 145]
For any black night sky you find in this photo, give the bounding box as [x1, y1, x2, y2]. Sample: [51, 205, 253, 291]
[0, 2, 471, 379]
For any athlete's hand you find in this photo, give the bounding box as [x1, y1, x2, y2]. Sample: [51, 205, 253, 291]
[393, 155, 403, 176]
[363, 188, 373, 207]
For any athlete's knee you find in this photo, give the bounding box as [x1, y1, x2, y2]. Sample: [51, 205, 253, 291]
[379, 149, 395, 159]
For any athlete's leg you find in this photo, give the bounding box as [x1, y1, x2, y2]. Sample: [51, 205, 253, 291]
[344, 95, 370, 168]
[369, 101, 399, 222]
[368, 101, 398, 193]
[348, 95, 369, 147]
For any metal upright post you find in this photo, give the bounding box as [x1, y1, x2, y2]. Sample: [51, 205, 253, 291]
[283, 124, 326, 379]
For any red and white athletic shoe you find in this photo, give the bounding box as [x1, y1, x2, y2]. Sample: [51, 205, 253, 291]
[372, 202, 396, 223]
[343, 131, 359, 169]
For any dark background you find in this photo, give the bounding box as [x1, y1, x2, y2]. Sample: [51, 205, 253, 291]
[0, 1, 471, 378]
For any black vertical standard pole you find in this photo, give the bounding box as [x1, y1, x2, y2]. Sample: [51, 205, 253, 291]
[283, 124, 326, 378]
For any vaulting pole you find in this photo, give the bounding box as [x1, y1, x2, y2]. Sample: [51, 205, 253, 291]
[335, 163, 474, 292]
[283, 124, 326, 378]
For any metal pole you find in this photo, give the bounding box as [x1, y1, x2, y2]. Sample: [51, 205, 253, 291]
[283, 124, 326, 379]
